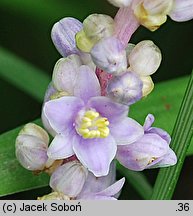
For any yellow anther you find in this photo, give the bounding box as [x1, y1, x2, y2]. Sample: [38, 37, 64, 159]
[76, 110, 110, 139]
[85, 110, 99, 119]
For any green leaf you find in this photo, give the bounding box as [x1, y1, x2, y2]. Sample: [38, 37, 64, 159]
[0, 47, 50, 102]
[0, 119, 49, 197]
[150, 72, 193, 199]
[117, 163, 153, 199]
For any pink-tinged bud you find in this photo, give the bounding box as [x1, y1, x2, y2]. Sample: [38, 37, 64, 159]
[107, 71, 143, 105]
[51, 17, 83, 57]
[169, 0, 193, 22]
[107, 0, 132, 8]
[50, 161, 88, 198]
[128, 40, 162, 76]
[91, 37, 127, 75]
[15, 123, 49, 171]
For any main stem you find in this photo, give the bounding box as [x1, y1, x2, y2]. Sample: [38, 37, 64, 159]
[96, 6, 140, 95]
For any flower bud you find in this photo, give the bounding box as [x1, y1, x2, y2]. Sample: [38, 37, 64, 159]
[91, 37, 127, 75]
[52, 54, 82, 93]
[128, 40, 162, 76]
[169, 0, 193, 22]
[107, 71, 143, 105]
[76, 14, 115, 52]
[107, 0, 132, 8]
[50, 161, 88, 198]
[117, 133, 170, 171]
[51, 17, 83, 57]
[140, 76, 154, 97]
[133, 0, 173, 31]
[15, 123, 49, 171]
[38, 192, 70, 200]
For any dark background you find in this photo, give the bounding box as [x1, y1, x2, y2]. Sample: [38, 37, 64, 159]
[0, 0, 192, 199]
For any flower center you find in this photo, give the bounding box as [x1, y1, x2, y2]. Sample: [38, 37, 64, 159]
[76, 110, 110, 139]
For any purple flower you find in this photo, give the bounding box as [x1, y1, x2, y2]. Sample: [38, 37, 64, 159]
[39, 160, 125, 200]
[116, 114, 177, 171]
[42, 65, 144, 176]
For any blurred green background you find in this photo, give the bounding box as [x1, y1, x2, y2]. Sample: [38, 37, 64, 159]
[0, 0, 192, 199]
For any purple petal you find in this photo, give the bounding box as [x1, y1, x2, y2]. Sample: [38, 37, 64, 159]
[96, 177, 125, 197]
[73, 135, 117, 177]
[51, 17, 83, 57]
[116, 133, 169, 171]
[43, 82, 57, 103]
[91, 36, 127, 75]
[147, 148, 177, 169]
[143, 114, 155, 131]
[78, 161, 116, 197]
[147, 127, 171, 144]
[74, 65, 101, 103]
[50, 161, 88, 197]
[43, 97, 84, 134]
[47, 133, 76, 159]
[88, 96, 129, 123]
[107, 71, 143, 105]
[169, 0, 193, 22]
[110, 117, 144, 145]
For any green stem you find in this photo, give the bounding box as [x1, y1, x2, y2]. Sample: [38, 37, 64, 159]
[151, 71, 193, 200]
[117, 163, 153, 199]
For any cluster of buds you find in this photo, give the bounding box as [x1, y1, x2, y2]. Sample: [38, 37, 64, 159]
[15, 0, 193, 200]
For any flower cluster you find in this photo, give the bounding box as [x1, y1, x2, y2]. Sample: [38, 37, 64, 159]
[15, 0, 193, 200]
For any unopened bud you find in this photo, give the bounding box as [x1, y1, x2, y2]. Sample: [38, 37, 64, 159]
[50, 161, 88, 198]
[107, 0, 132, 8]
[51, 17, 83, 57]
[140, 76, 154, 97]
[91, 37, 127, 75]
[15, 123, 49, 171]
[128, 40, 161, 76]
[76, 14, 115, 52]
[133, 0, 173, 31]
[107, 71, 143, 105]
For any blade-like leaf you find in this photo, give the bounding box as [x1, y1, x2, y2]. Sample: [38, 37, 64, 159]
[0, 119, 50, 197]
[0, 47, 50, 102]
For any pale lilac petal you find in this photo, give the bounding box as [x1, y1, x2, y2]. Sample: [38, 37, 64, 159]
[43, 97, 84, 134]
[47, 133, 75, 159]
[73, 135, 117, 177]
[88, 96, 129, 123]
[147, 127, 171, 144]
[147, 148, 177, 169]
[74, 65, 101, 103]
[169, 0, 193, 22]
[78, 161, 116, 197]
[143, 114, 155, 131]
[50, 161, 88, 197]
[51, 17, 83, 57]
[110, 117, 144, 145]
[79, 194, 116, 200]
[96, 178, 125, 197]
[116, 133, 169, 171]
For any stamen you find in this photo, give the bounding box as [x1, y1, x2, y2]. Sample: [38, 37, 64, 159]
[76, 110, 110, 139]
